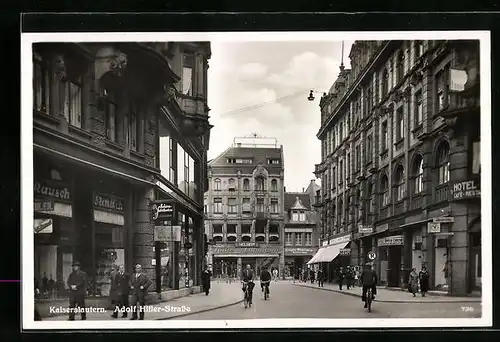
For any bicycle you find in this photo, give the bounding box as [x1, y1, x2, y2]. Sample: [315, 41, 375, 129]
[242, 281, 252, 309]
[261, 280, 270, 300]
[366, 287, 373, 313]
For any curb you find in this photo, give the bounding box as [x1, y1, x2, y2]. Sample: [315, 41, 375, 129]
[292, 284, 481, 304]
[156, 298, 244, 320]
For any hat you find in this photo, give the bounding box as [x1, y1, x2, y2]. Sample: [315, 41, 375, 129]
[72, 261, 81, 266]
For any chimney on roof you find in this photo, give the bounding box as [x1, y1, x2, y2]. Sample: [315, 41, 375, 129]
[302, 187, 305, 192]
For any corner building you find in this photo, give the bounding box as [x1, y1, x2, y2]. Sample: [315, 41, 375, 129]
[313, 40, 481, 295]
[205, 137, 285, 278]
[33, 42, 212, 308]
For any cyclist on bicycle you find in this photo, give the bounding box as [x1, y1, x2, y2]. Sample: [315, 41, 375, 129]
[360, 263, 378, 308]
[260, 267, 271, 295]
[241, 264, 255, 305]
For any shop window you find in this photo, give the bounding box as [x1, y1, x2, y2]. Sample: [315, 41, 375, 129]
[270, 198, 279, 213]
[213, 198, 223, 213]
[228, 178, 236, 191]
[228, 198, 237, 213]
[271, 179, 278, 191]
[33, 52, 51, 114]
[412, 155, 424, 194]
[380, 173, 390, 206]
[182, 53, 195, 96]
[285, 232, 293, 246]
[394, 165, 405, 201]
[436, 141, 450, 185]
[243, 178, 250, 191]
[213, 178, 221, 191]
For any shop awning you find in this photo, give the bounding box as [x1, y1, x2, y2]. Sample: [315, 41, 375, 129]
[307, 247, 326, 265]
[315, 241, 350, 263]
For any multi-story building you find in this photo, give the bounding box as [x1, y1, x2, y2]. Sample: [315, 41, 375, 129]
[205, 136, 285, 278]
[311, 40, 480, 296]
[283, 186, 320, 279]
[32, 41, 212, 310]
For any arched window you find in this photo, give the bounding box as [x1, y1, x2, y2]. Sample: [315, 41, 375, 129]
[338, 199, 343, 224]
[412, 155, 424, 194]
[255, 177, 265, 191]
[255, 235, 265, 242]
[228, 178, 236, 190]
[331, 204, 336, 233]
[243, 178, 250, 191]
[271, 179, 278, 191]
[382, 68, 389, 97]
[380, 174, 390, 206]
[394, 165, 405, 201]
[214, 178, 221, 191]
[241, 235, 251, 242]
[227, 235, 236, 242]
[213, 235, 223, 243]
[437, 142, 450, 185]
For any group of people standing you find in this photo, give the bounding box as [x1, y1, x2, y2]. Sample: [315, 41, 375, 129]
[337, 266, 359, 290]
[408, 266, 431, 297]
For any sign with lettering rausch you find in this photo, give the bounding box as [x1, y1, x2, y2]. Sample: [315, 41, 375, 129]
[94, 193, 124, 212]
[34, 180, 71, 202]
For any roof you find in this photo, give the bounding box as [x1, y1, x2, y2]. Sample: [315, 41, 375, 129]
[284, 192, 311, 211]
[208, 146, 283, 175]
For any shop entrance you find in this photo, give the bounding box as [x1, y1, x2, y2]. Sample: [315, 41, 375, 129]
[469, 220, 481, 293]
[387, 246, 402, 287]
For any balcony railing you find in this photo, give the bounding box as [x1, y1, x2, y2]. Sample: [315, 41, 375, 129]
[434, 183, 450, 203]
[394, 200, 406, 215]
[410, 194, 424, 210]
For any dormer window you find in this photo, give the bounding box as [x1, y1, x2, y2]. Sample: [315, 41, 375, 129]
[227, 158, 253, 164]
[267, 159, 280, 165]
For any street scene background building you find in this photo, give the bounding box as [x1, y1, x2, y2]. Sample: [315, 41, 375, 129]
[311, 40, 481, 296]
[33, 41, 212, 311]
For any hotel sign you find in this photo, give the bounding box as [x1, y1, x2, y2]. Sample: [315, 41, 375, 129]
[284, 247, 315, 255]
[450, 180, 480, 200]
[212, 246, 282, 255]
[377, 235, 404, 247]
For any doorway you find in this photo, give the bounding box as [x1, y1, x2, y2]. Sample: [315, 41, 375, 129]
[469, 220, 481, 293]
[387, 246, 402, 287]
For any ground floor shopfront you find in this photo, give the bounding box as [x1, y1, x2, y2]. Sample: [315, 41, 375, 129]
[307, 233, 352, 283]
[284, 247, 317, 279]
[209, 244, 283, 279]
[33, 149, 205, 307]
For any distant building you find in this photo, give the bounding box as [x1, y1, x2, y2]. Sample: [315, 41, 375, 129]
[204, 136, 285, 278]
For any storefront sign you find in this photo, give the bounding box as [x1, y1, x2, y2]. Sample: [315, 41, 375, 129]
[377, 235, 404, 247]
[284, 247, 315, 255]
[376, 223, 389, 233]
[433, 216, 454, 223]
[94, 193, 124, 212]
[339, 248, 351, 256]
[238, 242, 258, 247]
[427, 222, 441, 233]
[34, 181, 71, 201]
[212, 246, 281, 255]
[94, 210, 125, 225]
[34, 200, 54, 212]
[152, 201, 175, 222]
[358, 225, 373, 234]
[154, 225, 181, 242]
[329, 234, 351, 246]
[451, 180, 480, 200]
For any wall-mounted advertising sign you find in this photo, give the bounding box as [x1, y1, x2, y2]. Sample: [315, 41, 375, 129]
[377, 235, 404, 247]
[34, 180, 71, 201]
[450, 180, 480, 200]
[94, 193, 124, 212]
[358, 225, 373, 234]
[152, 201, 175, 224]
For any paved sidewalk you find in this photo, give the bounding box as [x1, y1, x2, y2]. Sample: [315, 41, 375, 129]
[292, 282, 481, 303]
[44, 281, 243, 321]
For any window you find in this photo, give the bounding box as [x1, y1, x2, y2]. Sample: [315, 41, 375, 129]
[242, 198, 251, 213]
[269, 224, 279, 235]
[395, 165, 406, 201]
[345, 196, 350, 223]
[414, 90, 423, 126]
[339, 122, 344, 141]
[381, 121, 388, 151]
[291, 211, 299, 221]
[256, 198, 265, 212]
[105, 89, 118, 142]
[213, 224, 223, 234]
[339, 160, 344, 184]
[332, 167, 336, 188]
[182, 54, 195, 96]
[213, 178, 221, 191]
[213, 198, 223, 213]
[355, 145, 361, 172]
[413, 155, 424, 194]
[177, 144, 189, 194]
[366, 182, 373, 213]
[128, 102, 141, 151]
[243, 178, 250, 191]
[255, 177, 265, 191]
[397, 51, 404, 82]
[270, 198, 279, 213]
[62, 77, 83, 128]
[228, 198, 237, 213]
[366, 134, 373, 163]
[271, 179, 278, 191]
[437, 142, 450, 185]
[169, 138, 176, 182]
[295, 233, 303, 245]
[380, 174, 390, 206]
[367, 87, 373, 114]
[228, 178, 236, 191]
[33, 52, 51, 114]
[382, 69, 389, 98]
[436, 67, 450, 112]
[305, 233, 312, 246]
[338, 200, 343, 225]
[285, 233, 293, 246]
[241, 224, 251, 234]
[396, 107, 404, 142]
[299, 211, 306, 221]
[415, 40, 424, 58]
[227, 224, 236, 234]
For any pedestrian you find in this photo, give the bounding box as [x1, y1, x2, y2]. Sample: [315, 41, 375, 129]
[67, 261, 87, 321]
[129, 264, 152, 320]
[317, 268, 324, 287]
[353, 267, 359, 288]
[345, 266, 353, 290]
[442, 261, 451, 289]
[111, 265, 130, 318]
[338, 267, 345, 290]
[309, 269, 315, 284]
[409, 268, 419, 297]
[202, 266, 212, 295]
[108, 265, 118, 313]
[419, 266, 430, 297]
[273, 268, 278, 282]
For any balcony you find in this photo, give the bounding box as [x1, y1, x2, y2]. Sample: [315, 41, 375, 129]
[410, 194, 424, 210]
[434, 183, 450, 204]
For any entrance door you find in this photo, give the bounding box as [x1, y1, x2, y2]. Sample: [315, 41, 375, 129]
[387, 246, 402, 287]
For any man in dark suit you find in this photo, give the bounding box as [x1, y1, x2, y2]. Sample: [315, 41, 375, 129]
[111, 265, 130, 318]
[67, 261, 87, 321]
[129, 264, 152, 320]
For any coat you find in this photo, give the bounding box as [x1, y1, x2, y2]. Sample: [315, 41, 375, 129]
[113, 272, 131, 296]
[201, 270, 212, 289]
[419, 271, 430, 292]
[67, 269, 87, 296]
[241, 269, 254, 282]
[409, 272, 419, 292]
[130, 272, 152, 299]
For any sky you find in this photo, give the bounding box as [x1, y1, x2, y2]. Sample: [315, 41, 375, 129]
[207, 40, 353, 192]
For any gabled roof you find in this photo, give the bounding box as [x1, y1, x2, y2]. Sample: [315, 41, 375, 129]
[284, 192, 311, 211]
[208, 146, 283, 175]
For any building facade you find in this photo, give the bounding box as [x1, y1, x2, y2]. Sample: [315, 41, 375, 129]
[32, 41, 212, 307]
[312, 40, 480, 295]
[205, 136, 285, 278]
[283, 189, 319, 279]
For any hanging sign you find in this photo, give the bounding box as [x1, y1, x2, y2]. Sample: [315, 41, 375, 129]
[154, 225, 181, 242]
[152, 201, 175, 223]
[367, 251, 377, 261]
[358, 225, 373, 234]
[427, 222, 441, 233]
[339, 248, 351, 256]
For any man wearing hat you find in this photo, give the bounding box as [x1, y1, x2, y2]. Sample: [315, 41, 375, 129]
[66, 261, 88, 320]
[129, 264, 152, 320]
